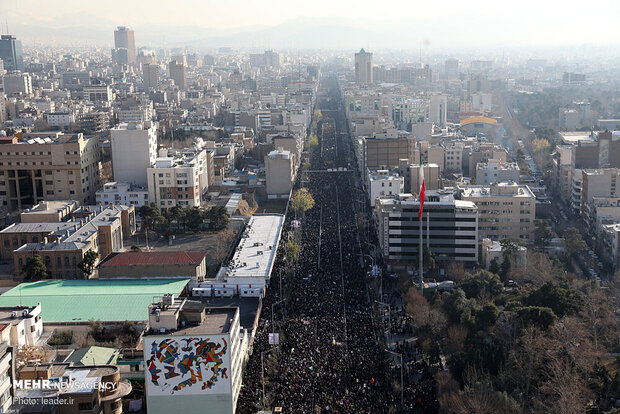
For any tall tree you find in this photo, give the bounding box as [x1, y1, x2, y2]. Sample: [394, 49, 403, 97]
[78, 250, 99, 277]
[22, 255, 48, 280]
[290, 188, 315, 218]
[562, 227, 587, 258]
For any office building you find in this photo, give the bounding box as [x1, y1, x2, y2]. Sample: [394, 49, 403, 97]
[375, 191, 479, 265]
[559, 108, 579, 131]
[111, 121, 158, 187]
[169, 59, 187, 91]
[429, 94, 448, 127]
[0, 35, 24, 71]
[0, 134, 100, 211]
[457, 182, 536, 241]
[60, 71, 91, 89]
[144, 299, 246, 414]
[83, 85, 114, 103]
[368, 170, 404, 206]
[475, 159, 520, 185]
[408, 163, 441, 194]
[113, 26, 136, 64]
[363, 136, 417, 172]
[265, 148, 295, 198]
[2, 71, 32, 96]
[355, 49, 373, 85]
[147, 149, 210, 210]
[142, 63, 160, 90]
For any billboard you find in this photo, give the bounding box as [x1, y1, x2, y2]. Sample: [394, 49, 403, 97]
[145, 335, 231, 396]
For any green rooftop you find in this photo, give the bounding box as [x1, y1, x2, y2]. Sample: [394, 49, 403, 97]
[0, 279, 190, 322]
[65, 346, 120, 366]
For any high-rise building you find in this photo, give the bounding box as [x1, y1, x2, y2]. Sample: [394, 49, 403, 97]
[429, 94, 448, 127]
[355, 48, 373, 85]
[445, 58, 459, 80]
[142, 63, 160, 90]
[111, 121, 158, 188]
[265, 148, 295, 198]
[113, 26, 136, 64]
[169, 59, 187, 91]
[0, 35, 24, 71]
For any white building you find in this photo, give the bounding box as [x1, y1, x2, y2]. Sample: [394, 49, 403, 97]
[2, 72, 32, 96]
[429, 94, 447, 127]
[45, 112, 75, 128]
[476, 159, 520, 185]
[83, 85, 114, 103]
[111, 121, 158, 187]
[147, 150, 209, 210]
[144, 299, 246, 414]
[354, 48, 373, 85]
[195, 215, 284, 297]
[0, 304, 43, 346]
[96, 182, 149, 207]
[368, 170, 404, 207]
[481, 238, 527, 270]
[265, 148, 295, 199]
[471, 93, 492, 112]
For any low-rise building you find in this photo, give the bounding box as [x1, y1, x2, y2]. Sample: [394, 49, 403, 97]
[481, 238, 527, 270]
[144, 298, 246, 414]
[19, 200, 79, 223]
[96, 182, 149, 207]
[0, 304, 43, 346]
[98, 251, 207, 283]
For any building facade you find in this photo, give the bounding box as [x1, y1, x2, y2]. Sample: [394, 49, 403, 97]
[111, 121, 158, 187]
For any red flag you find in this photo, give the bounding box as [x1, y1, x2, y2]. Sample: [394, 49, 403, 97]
[418, 165, 425, 221]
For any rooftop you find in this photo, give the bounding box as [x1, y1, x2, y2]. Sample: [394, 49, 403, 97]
[458, 182, 535, 198]
[65, 346, 120, 366]
[0, 279, 190, 322]
[173, 307, 236, 336]
[0, 221, 78, 234]
[99, 251, 206, 267]
[222, 215, 284, 281]
[559, 131, 596, 144]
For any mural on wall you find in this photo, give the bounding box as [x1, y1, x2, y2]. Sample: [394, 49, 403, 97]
[146, 336, 231, 395]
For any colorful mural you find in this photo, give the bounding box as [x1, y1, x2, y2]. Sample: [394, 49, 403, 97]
[146, 336, 231, 395]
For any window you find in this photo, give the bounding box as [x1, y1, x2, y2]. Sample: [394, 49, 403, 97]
[57, 257, 62, 267]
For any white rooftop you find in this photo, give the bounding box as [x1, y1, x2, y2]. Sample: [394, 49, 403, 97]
[222, 215, 284, 282]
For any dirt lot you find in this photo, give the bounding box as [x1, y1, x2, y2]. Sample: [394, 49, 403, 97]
[127, 220, 245, 276]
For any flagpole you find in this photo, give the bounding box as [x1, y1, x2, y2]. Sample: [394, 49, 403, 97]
[426, 211, 430, 249]
[419, 210, 423, 293]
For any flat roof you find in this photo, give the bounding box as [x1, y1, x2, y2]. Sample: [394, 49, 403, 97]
[559, 131, 596, 144]
[0, 222, 78, 234]
[98, 251, 206, 267]
[173, 307, 236, 335]
[0, 279, 190, 322]
[223, 215, 284, 281]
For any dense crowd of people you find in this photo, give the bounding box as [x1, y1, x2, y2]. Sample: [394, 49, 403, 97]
[236, 75, 438, 413]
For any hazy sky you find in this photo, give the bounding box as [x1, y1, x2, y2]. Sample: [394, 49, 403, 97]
[2, 0, 619, 48]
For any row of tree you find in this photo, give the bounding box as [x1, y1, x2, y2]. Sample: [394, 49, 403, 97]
[138, 203, 229, 233]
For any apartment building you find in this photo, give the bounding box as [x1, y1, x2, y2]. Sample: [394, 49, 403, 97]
[96, 181, 149, 207]
[0, 133, 101, 211]
[375, 191, 479, 265]
[147, 150, 209, 210]
[457, 182, 536, 241]
[363, 135, 417, 172]
[580, 168, 620, 215]
[265, 148, 295, 198]
[111, 121, 158, 187]
[475, 159, 520, 185]
[368, 170, 404, 206]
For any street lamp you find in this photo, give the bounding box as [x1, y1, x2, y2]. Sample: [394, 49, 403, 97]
[375, 301, 391, 337]
[385, 349, 404, 408]
[261, 348, 277, 411]
[271, 299, 284, 335]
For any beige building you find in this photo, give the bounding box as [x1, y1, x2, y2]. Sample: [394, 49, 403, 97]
[408, 163, 441, 195]
[265, 148, 295, 198]
[13, 204, 136, 279]
[20, 200, 79, 223]
[364, 136, 416, 171]
[458, 182, 536, 242]
[0, 133, 101, 211]
[580, 168, 620, 214]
